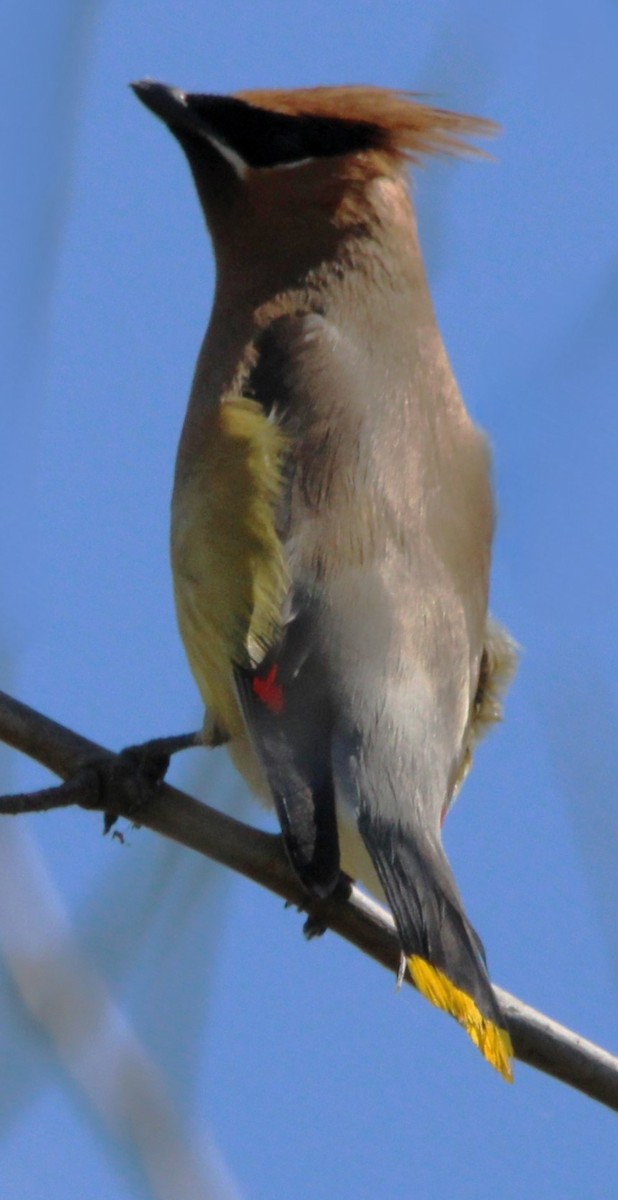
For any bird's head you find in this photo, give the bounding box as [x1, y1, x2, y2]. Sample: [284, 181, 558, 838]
[132, 80, 495, 298]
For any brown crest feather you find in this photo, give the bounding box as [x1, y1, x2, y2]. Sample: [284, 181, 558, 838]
[235, 85, 498, 162]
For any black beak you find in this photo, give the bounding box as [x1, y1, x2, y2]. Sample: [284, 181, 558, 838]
[131, 79, 202, 139]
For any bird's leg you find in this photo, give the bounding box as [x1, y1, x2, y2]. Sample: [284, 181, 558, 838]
[117, 717, 229, 793]
[201, 714, 230, 750]
[121, 731, 201, 778]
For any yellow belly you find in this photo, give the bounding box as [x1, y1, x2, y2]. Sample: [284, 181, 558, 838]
[171, 396, 289, 742]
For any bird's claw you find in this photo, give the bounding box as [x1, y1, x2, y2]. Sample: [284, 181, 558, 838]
[82, 732, 199, 833]
[300, 873, 353, 940]
[303, 911, 329, 940]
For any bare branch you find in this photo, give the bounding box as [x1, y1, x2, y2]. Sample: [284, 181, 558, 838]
[0, 775, 94, 814]
[1, 687, 618, 1112]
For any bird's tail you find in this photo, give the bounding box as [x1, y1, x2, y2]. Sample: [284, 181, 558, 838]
[358, 813, 513, 1080]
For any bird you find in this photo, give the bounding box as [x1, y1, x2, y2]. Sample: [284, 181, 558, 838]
[132, 79, 517, 1079]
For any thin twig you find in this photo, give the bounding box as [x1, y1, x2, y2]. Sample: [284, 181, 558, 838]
[0, 775, 95, 814]
[1, 688, 617, 1111]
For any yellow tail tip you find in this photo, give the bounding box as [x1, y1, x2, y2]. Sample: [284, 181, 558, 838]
[408, 955, 514, 1082]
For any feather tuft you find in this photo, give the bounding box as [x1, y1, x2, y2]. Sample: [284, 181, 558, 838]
[236, 85, 498, 163]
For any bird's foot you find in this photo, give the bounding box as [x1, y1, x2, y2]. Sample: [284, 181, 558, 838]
[301, 873, 353, 940]
[100, 731, 200, 833]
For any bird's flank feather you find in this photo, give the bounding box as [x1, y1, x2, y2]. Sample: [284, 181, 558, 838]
[172, 397, 289, 738]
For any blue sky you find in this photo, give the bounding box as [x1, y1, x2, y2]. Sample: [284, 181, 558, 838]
[2, 1, 618, 1196]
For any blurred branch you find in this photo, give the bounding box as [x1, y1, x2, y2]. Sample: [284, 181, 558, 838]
[0, 821, 241, 1200]
[1, 688, 618, 1113]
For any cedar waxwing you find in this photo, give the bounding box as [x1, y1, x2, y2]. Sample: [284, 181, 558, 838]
[133, 80, 517, 1079]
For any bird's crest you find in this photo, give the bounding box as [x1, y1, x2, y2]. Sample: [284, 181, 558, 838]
[236, 85, 498, 163]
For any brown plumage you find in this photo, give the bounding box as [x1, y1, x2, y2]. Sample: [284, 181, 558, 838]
[237, 84, 498, 162]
